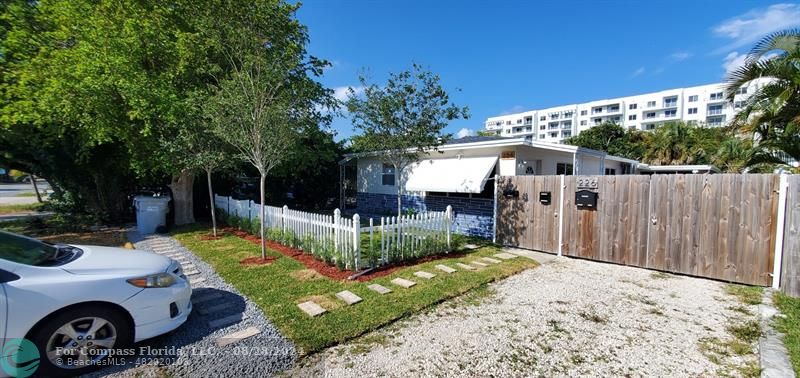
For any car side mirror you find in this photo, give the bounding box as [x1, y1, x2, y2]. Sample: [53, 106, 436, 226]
[0, 269, 20, 283]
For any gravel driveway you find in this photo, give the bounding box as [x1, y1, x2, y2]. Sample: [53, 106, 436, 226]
[88, 233, 295, 377]
[291, 251, 760, 377]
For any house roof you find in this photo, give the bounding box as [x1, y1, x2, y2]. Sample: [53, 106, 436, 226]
[341, 135, 639, 164]
[637, 164, 720, 173]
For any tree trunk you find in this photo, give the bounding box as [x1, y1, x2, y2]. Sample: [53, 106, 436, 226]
[206, 168, 217, 237]
[395, 165, 402, 216]
[30, 175, 43, 203]
[169, 170, 195, 226]
[259, 174, 267, 259]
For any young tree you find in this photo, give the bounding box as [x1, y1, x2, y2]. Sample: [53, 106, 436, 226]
[206, 30, 334, 259]
[346, 64, 470, 215]
[562, 122, 646, 160]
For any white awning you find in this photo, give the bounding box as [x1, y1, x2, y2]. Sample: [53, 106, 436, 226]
[405, 156, 498, 193]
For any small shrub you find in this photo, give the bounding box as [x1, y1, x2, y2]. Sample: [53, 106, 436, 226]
[725, 285, 763, 305]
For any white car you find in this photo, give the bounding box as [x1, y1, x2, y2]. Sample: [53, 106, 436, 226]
[0, 231, 192, 377]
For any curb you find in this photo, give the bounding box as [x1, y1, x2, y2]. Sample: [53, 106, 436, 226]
[759, 289, 795, 378]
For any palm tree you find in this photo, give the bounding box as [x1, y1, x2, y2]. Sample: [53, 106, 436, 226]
[642, 122, 699, 165]
[725, 29, 800, 172]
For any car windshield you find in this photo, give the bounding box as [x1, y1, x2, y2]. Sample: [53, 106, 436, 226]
[0, 231, 58, 266]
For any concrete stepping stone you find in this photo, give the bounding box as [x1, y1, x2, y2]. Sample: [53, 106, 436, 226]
[455, 263, 477, 271]
[481, 257, 502, 264]
[184, 269, 200, 276]
[192, 291, 223, 304]
[390, 278, 417, 288]
[464, 243, 480, 250]
[367, 284, 392, 294]
[182, 264, 197, 271]
[413, 271, 436, 279]
[494, 252, 518, 260]
[471, 261, 489, 267]
[335, 290, 363, 305]
[189, 277, 206, 286]
[435, 264, 457, 273]
[216, 326, 260, 347]
[298, 301, 326, 317]
[208, 313, 247, 329]
[198, 302, 232, 315]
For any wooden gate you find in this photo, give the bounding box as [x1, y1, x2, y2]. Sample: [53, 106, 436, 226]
[497, 174, 781, 286]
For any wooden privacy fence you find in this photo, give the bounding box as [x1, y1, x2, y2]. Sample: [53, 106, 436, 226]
[213, 195, 452, 271]
[497, 174, 789, 287]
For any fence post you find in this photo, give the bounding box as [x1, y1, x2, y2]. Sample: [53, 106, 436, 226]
[334, 208, 341, 258]
[446, 205, 452, 251]
[353, 213, 360, 271]
[557, 174, 565, 257]
[282, 205, 288, 238]
[248, 200, 253, 221]
[773, 174, 789, 289]
[369, 218, 374, 268]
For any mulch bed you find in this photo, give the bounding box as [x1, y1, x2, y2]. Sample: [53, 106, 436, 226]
[219, 227, 467, 282]
[240, 256, 278, 266]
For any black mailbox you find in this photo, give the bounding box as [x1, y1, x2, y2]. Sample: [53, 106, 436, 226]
[575, 190, 598, 209]
[539, 191, 551, 204]
[502, 188, 519, 198]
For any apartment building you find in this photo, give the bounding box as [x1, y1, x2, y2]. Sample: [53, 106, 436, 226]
[484, 79, 772, 143]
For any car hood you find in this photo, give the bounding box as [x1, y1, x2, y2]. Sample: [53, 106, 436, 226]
[61, 245, 172, 276]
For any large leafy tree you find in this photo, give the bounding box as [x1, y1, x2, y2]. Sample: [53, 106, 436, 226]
[726, 29, 800, 172]
[0, 0, 317, 224]
[205, 14, 335, 259]
[346, 64, 469, 215]
[562, 122, 646, 160]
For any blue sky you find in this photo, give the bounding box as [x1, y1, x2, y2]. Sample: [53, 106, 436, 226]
[295, 1, 800, 141]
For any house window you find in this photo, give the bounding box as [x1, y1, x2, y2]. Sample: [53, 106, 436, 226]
[540, 116, 546, 121]
[628, 114, 637, 121]
[665, 109, 677, 117]
[549, 132, 558, 138]
[688, 107, 698, 114]
[524, 116, 533, 124]
[580, 110, 587, 116]
[629, 103, 637, 110]
[382, 164, 395, 186]
[708, 104, 723, 115]
[734, 101, 744, 109]
[562, 130, 572, 137]
[539, 125, 546, 130]
[556, 163, 574, 175]
[539, 133, 545, 139]
[564, 111, 573, 117]
[735, 87, 748, 95]
[604, 168, 616, 175]
[506, 120, 511, 125]
[710, 92, 723, 100]
[663, 96, 678, 108]
[645, 112, 656, 119]
[688, 95, 698, 102]
[580, 120, 587, 126]
[609, 105, 619, 112]
[647, 101, 656, 107]
[613, 116, 620, 122]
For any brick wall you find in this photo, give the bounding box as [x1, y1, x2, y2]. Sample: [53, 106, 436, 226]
[355, 192, 494, 239]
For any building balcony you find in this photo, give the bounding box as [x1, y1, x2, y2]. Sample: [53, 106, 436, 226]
[708, 109, 723, 115]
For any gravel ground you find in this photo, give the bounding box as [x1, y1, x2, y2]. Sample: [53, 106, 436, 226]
[86, 232, 296, 377]
[291, 253, 761, 377]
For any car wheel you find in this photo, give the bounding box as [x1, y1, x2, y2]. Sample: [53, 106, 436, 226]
[29, 306, 132, 377]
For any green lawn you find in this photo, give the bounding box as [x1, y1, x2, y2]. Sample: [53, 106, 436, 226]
[0, 202, 42, 215]
[774, 292, 800, 375]
[173, 225, 537, 354]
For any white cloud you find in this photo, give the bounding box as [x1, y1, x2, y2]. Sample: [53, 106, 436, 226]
[669, 51, 692, 61]
[455, 128, 473, 139]
[722, 50, 782, 76]
[713, 3, 800, 53]
[630, 67, 646, 78]
[332, 86, 364, 102]
[722, 52, 747, 74]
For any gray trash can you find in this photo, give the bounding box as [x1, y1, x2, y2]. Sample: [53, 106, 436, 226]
[134, 195, 171, 234]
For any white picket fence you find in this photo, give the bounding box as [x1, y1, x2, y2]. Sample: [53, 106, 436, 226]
[213, 194, 453, 271]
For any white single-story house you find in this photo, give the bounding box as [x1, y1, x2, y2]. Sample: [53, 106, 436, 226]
[339, 135, 716, 237]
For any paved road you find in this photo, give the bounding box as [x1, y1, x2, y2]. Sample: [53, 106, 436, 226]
[0, 182, 49, 205]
